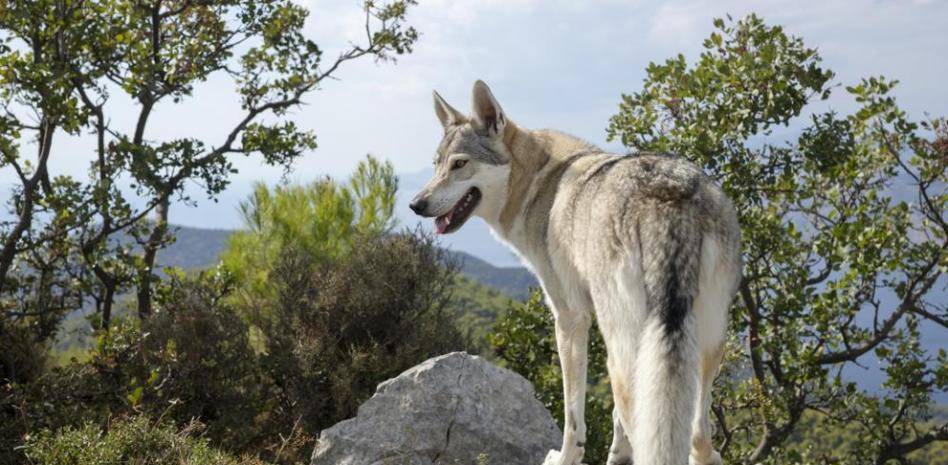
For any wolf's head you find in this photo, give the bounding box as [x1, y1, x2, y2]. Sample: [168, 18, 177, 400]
[409, 80, 512, 234]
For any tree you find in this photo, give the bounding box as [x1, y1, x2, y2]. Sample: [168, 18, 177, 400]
[221, 154, 397, 307]
[605, 14, 946, 464]
[0, 0, 418, 360]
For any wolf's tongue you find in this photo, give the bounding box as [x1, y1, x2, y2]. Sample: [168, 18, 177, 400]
[435, 215, 450, 234]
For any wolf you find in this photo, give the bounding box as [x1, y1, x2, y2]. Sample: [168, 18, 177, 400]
[410, 80, 742, 465]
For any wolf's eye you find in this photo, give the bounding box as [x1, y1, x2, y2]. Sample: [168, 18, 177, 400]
[451, 159, 469, 170]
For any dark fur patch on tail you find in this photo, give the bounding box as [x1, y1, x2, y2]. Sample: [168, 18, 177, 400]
[641, 216, 701, 340]
[660, 252, 693, 337]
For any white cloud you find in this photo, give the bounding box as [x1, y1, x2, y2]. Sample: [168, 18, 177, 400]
[648, 3, 703, 49]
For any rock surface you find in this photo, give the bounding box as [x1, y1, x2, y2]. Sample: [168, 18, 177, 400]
[310, 352, 561, 465]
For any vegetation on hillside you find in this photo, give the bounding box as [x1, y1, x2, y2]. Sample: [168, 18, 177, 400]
[451, 274, 516, 354]
[447, 252, 538, 300]
[1, 156, 468, 465]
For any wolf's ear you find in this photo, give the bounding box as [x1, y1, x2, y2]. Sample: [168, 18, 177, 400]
[433, 90, 465, 130]
[471, 80, 507, 137]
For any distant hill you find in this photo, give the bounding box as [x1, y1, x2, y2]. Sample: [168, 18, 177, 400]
[158, 227, 234, 270]
[154, 225, 538, 299]
[444, 251, 537, 300]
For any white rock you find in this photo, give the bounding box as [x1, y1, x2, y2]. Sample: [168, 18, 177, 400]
[310, 352, 562, 465]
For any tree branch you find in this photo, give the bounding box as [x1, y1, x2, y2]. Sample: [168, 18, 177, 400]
[0, 118, 55, 291]
[740, 278, 768, 385]
[875, 422, 948, 465]
[815, 254, 942, 365]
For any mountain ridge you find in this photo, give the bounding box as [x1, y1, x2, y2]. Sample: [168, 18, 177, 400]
[156, 224, 538, 299]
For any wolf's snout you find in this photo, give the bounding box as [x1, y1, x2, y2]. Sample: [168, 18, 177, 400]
[409, 196, 428, 216]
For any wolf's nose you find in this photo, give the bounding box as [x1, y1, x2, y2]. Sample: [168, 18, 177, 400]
[409, 198, 428, 215]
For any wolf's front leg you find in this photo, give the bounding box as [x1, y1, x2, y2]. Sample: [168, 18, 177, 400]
[544, 310, 590, 465]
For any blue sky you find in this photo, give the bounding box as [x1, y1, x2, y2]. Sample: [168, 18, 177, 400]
[3, 0, 947, 242]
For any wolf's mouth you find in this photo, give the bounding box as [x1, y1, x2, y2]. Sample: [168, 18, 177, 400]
[435, 187, 481, 234]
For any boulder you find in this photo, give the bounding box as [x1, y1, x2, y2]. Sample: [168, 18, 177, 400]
[310, 352, 561, 465]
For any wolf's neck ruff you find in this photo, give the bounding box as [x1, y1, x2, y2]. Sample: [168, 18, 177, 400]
[496, 126, 598, 236]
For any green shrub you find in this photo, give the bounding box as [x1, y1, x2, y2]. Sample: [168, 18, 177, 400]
[220, 159, 471, 436]
[1, 320, 145, 465]
[259, 231, 469, 431]
[145, 269, 279, 455]
[1, 274, 292, 465]
[5, 230, 469, 465]
[24, 416, 267, 465]
[0, 322, 48, 387]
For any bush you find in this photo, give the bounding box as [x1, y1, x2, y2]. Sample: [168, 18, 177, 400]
[1, 322, 144, 465]
[0, 322, 48, 387]
[3, 229, 470, 465]
[259, 230, 469, 432]
[144, 269, 278, 456]
[2, 273, 292, 465]
[221, 161, 471, 438]
[24, 416, 267, 465]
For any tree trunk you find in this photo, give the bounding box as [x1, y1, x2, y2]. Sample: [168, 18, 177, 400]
[136, 196, 169, 319]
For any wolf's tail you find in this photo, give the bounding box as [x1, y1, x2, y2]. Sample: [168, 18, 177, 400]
[631, 214, 701, 465]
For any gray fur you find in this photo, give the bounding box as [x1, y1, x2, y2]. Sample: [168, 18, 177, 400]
[436, 124, 508, 166]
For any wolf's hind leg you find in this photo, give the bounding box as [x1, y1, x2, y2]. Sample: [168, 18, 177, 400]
[591, 264, 647, 465]
[607, 405, 634, 465]
[690, 236, 736, 465]
[689, 344, 724, 465]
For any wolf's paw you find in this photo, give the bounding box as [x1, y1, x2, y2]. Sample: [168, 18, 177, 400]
[689, 450, 722, 465]
[542, 449, 586, 465]
[542, 450, 560, 465]
[605, 433, 633, 465]
[606, 453, 633, 465]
